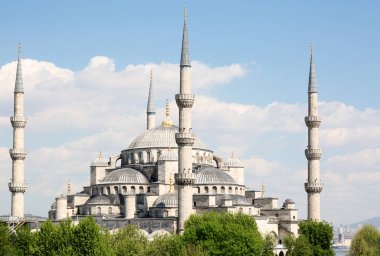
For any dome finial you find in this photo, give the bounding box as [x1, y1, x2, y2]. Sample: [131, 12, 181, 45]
[162, 99, 174, 127]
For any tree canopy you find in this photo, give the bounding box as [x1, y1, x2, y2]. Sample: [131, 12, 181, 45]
[183, 211, 264, 256]
[349, 224, 380, 256]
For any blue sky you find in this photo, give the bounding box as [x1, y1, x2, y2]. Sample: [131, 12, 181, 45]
[0, 1, 380, 225]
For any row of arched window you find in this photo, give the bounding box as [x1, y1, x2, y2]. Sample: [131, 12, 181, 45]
[92, 185, 149, 196]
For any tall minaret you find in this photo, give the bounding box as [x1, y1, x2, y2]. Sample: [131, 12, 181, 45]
[147, 69, 156, 130]
[175, 8, 196, 233]
[304, 46, 323, 220]
[9, 45, 27, 218]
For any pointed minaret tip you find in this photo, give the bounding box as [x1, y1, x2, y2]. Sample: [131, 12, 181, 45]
[180, 7, 191, 67]
[308, 44, 317, 93]
[15, 44, 24, 93]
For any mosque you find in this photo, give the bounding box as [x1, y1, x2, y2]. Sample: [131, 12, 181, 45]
[7, 9, 324, 254]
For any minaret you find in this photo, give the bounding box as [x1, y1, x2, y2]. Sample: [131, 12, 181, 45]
[175, 8, 196, 233]
[9, 45, 27, 218]
[304, 46, 323, 220]
[147, 69, 156, 130]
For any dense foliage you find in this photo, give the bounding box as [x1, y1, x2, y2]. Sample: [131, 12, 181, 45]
[8, 213, 351, 256]
[183, 211, 264, 256]
[284, 219, 334, 256]
[349, 224, 380, 256]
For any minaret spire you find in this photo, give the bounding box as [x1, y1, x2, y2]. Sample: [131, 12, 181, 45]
[304, 46, 323, 220]
[9, 44, 27, 218]
[146, 69, 156, 130]
[175, 7, 196, 233]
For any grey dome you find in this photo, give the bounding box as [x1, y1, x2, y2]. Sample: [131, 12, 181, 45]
[91, 152, 109, 167]
[128, 125, 204, 150]
[86, 195, 112, 205]
[152, 192, 178, 208]
[158, 149, 178, 161]
[101, 168, 148, 184]
[223, 152, 243, 168]
[196, 167, 237, 185]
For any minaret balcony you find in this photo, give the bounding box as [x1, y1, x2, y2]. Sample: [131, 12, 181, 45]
[304, 116, 321, 128]
[175, 133, 196, 146]
[304, 182, 323, 193]
[10, 116, 27, 128]
[175, 94, 195, 108]
[8, 182, 27, 193]
[305, 148, 322, 160]
[175, 173, 196, 186]
[9, 149, 27, 160]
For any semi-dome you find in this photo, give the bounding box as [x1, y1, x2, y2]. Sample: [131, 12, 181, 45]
[196, 167, 237, 185]
[152, 192, 178, 208]
[158, 149, 178, 161]
[128, 125, 204, 150]
[86, 195, 112, 205]
[223, 152, 243, 168]
[100, 168, 149, 184]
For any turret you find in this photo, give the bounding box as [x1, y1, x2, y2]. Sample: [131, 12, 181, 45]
[9, 45, 27, 218]
[304, 46, 323, 220]
[175, 8, 197, 233]
[147, 69, 156, 130]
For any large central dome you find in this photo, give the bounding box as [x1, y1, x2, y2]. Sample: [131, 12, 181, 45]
[128, 125, 204, 150]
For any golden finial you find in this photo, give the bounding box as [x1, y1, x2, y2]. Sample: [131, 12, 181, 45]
[169, 174, 174, 192]
[261, 180, 265, 198]
[184, 6, 188, 19]
[162, 99, 174, 127]
[67, 178, 71, 195]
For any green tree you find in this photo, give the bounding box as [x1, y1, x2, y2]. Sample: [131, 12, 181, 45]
[298, 220, 334, 256]
[0, 222, 15, 256]
[183, 211, 263, 256]
[284, 234, 312, 256]
[349, 224, 380, 256]
[109, 225, 148, 256]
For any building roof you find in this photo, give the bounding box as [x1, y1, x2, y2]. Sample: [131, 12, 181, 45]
[152, 192, 178, 208]
[100, 168, 149, 184]
[195, 167, 237, 185]
[127, 125, 204, 150]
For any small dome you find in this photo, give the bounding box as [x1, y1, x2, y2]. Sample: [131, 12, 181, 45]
[86, 195, 112, 205]
[152, 193, 178, 208]
[127, 125, 204, 150]
[285, 198, 295, 204]
[223, 151, 243, 168]
[196, 167, 237, 185]
[158, 149, 178, 161]
[91, 152, 109, 167]
[101, 168, 149, 184]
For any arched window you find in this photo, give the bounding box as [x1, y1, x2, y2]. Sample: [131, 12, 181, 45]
[221, 186, 225, 194]
[122, 186, 127, 194]
[97, 207, 101, 215]
[108, 207, 112, 215]
[131, 186, 136, 194]
[204, 186, 209, 193]
[114, 186, 119, 194]
[139, 186, 144, 193]
[212, 186, 217, 194]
